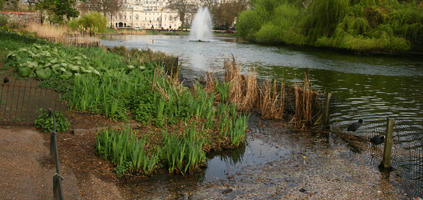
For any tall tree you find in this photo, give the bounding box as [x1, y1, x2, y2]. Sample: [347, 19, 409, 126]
[37, 0, 79, 23]
[167, 0, 197, 29]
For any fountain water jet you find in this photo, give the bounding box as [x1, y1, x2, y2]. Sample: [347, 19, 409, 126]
[189, 7, 213, 42]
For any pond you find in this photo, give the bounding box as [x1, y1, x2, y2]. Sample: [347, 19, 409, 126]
[101, 35, 423, 198]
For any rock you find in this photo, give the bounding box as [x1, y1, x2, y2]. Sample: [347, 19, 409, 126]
[222, 188, 233, 194]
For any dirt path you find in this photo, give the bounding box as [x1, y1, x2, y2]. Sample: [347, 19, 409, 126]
[0, 127, 122, 200]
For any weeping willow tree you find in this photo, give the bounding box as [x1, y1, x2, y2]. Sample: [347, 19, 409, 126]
[237, 0, 423, 52]
[303, 0, 350, 42]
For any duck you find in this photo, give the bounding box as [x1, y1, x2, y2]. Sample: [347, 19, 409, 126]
[370, 135, 385, 145]
[347, 119, 363, 132]
[3, 76, 9, 84]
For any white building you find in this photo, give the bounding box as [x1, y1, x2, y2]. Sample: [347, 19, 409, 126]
[110, 0, 182, 30]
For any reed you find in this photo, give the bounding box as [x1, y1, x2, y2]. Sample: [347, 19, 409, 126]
[289, 73, 317, 129]
[223, 58, 258, 111]
[258, 80, 285, 120]
[205, 58, 321, 129]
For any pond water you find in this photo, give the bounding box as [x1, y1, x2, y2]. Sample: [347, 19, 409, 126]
[101, 35, 423, 198]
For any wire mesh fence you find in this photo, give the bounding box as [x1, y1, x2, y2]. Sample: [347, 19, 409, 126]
[392, 120, 423, 198]
[0, 78, 66, 125]
[334, 118, 423, 198]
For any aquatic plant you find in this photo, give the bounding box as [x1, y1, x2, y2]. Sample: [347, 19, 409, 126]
[258, 80, 285, 120]
[161, 125, 206, 174]
[96, 128, 160, 176]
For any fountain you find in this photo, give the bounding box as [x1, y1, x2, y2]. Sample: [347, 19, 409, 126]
[189, 7, 213, 42]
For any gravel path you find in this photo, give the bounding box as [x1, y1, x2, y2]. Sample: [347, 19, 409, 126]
[0, 127, 122, 200]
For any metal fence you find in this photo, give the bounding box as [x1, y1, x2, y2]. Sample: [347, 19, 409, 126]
[340, 118, 423, 198]
[0, 78, 65, 125]
[50, 110, 64, 200]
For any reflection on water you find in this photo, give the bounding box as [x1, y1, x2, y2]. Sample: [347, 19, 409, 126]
[101, 35, 423, 77]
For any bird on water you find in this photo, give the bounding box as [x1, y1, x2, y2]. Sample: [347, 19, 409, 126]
[3, 77, 9, 84]
[347, 119, 363, 132]
[370, 135, 385, 145]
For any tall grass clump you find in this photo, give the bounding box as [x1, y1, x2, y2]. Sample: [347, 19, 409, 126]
[96, 128, 160, 176]
[161, 125, 206, 174]
[223, 58, 258, 111]
[258, 80, 285, 120]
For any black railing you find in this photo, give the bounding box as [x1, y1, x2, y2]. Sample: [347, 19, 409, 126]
[49, 110, 64, 200]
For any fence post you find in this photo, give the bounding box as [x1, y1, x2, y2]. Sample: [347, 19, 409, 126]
[381, 118, 395, 170]
[50, 110, 64, 200]
[324, 92, 332, 128]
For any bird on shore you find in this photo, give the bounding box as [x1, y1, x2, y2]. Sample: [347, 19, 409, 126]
[370, 135, 385, 145]
[3, 76, 9, 84]
[347, 119, 363, 132]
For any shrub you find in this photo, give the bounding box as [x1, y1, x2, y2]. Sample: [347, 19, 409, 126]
[34, 109, 70, 133]
[67, 12, 107, 34]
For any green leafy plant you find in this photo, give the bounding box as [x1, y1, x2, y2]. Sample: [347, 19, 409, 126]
[34, 109, 70, 133]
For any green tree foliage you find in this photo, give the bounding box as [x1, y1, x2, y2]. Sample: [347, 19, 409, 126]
[67, 11, 107, 34]
[37, 0, 79, 24]
[237, 0, 423, 52]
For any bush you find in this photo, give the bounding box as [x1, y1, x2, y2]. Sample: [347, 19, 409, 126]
[34, 109, 70, 133]
[67, 12, 107, 34]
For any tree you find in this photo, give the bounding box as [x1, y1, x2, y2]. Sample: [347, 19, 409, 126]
[79, 0, 123, 27]
[208, 0, 248, 29]
[167, 0, 197, 30]
[36, 0, 79, 23]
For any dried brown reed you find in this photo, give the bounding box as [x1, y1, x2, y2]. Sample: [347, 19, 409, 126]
[258, 80, 285, 120]
[25, 23, 99, 47]
[289, 73, 318, 129]
[223, 58, 258, 112]
[205, 58, 321, 129]
[204, 72, 216, 93]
